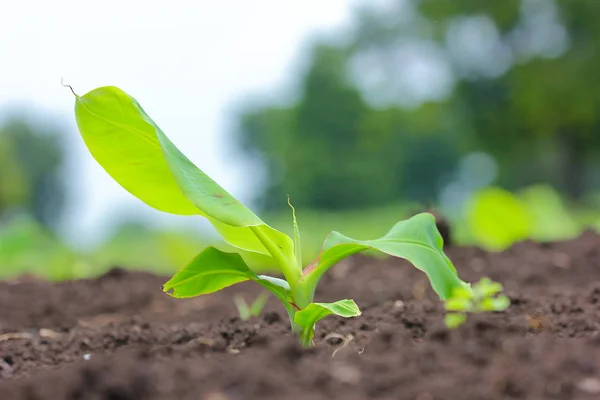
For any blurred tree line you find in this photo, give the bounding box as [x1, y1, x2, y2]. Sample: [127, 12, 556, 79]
[0, 116, 65, 228]
[237, 0, 600, 212]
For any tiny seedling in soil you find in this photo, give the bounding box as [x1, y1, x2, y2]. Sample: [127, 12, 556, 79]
[234, 291, 269, 321]
[69, 86, 509, 347]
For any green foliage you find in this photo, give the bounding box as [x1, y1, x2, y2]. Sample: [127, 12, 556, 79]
[0, 214, 82, 280]
[466, 187, 532, 251]
[444, 313, 467, 329]
[234, 291, 269, 321]
[90, 222, 209, 275]
[297, 213, 467, 305]
[519, 185, 579, 242]
[162, 247, 263, 297]
[0, 215, 222, 281]
[444, 278, 510, 329]
[294, 300, 361, 346]
[72, 85, 508, 346]
[419, 0, 600, 197]
[162, 247, 293, 309]
[262, 202, 418, 263]
[0, 117, 65, 227]
[236, 0, 600, 218]
[74, 86, 298, 283]
[237, 44, 461, 212]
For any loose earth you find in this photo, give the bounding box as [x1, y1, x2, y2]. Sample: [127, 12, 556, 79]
[2, 232, 600, 399]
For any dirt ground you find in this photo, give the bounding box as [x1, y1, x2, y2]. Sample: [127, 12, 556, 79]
[2, 231, 600, 399]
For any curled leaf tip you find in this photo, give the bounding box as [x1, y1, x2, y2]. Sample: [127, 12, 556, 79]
[60, 78, 78, 97]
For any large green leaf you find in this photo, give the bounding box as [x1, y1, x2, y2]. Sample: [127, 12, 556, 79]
[74, 86, 294, 261]
[162, 246, 292, 307]
[300, 213, 467, 301]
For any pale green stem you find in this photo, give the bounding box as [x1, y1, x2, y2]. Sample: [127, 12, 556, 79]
[291, 278, 314, 310]
[249, 227, 318, 344]
[249, 226, 300, 289]
[299, 325, 315, 348]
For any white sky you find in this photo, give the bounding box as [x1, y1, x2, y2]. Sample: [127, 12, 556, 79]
[0, 0, 355, 246]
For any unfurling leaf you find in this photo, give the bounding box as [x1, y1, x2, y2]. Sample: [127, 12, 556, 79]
[288, 195, 302, 268]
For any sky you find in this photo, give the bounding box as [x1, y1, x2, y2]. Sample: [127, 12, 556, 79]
[0, 0, 356, 246]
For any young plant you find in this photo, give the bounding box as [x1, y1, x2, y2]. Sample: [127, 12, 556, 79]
[69, 85, 509, 347]
[234, 291, 269, 321]
[444, 277, 511, 328]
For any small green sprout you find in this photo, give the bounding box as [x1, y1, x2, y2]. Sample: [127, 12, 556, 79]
[234, 291, 269, 321]
[70, 86, 509, 347]
[444, 277, 510, 328]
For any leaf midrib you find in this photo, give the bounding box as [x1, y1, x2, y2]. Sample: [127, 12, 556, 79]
[78, 98, 163, 152]
[330, 238, 443, 257]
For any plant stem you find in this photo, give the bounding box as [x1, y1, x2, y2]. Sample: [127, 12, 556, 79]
[291, 279, 313, 310]
[288, 313, 303, 334]
[299, 325, 314, 348]
[250, 226, 300, 288]
[249, 227, 315, 344]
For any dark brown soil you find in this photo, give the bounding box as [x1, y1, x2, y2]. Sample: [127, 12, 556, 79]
[2, 232, 600, 400]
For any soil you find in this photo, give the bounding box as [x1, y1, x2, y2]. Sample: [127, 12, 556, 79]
[2, 232, 600, 400]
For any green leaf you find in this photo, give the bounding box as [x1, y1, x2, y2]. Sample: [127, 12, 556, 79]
[444, 297, 472, 311]
[445, 313, 467, 329]
[162, 247, 292, 307]
[473, 277, 503, 298]
[450, 286, 473, 299]
[480, 295, 510, 312]
[234, 295, 252, 321]
[234, 291, 269, 321]
[250, 291, 270, 317]
[74, 86, 295, 262]
[294, 299, 361, 341]
[163, 246, 253, 297]
[254, 275, 292, 307]
[466, 186, 532, 251]
[301, 213, 467, 301]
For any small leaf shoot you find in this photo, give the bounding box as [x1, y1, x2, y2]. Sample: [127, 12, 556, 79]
[250, 291, 270, 317]
[234, 291, 269, 321]
[234, 295, 252, 321]
[294, 300, 361, 346]
[443, 277, 511, 329]
[288, 195, 302, 269]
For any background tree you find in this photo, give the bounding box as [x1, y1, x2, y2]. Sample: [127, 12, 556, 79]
[237, 0, 600, 213]
[238, 44, 462, 211]
[0, 116, 66, 228]
[349, 0, 600, 198]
